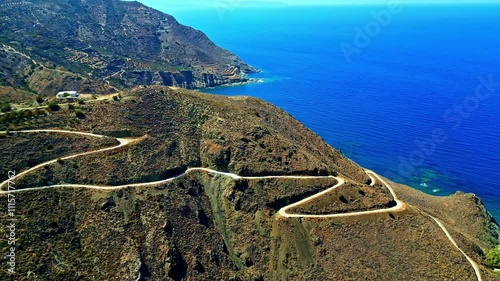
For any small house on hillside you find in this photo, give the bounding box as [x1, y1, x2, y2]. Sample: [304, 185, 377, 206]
[56, 91, 79, 99]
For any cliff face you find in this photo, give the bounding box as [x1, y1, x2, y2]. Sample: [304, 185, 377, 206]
[0, 87, 498, 280]
[0, 0, 258, 94]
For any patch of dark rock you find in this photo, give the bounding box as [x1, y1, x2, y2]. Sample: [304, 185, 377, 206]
[180, 202, 192, 217]
[138, 255, 152, 281]
[209, 249, 220, 266]
[100, 197, 116, 212]
[387, 200, 398, 208]
[167, 141, 177, 157]
[194, 260, 205, 274]
[197, 208, 211, 227]
[187, 181, 203, 196]
[233, 180, 249, 192]
[167, 244, 187, 281]
[234, 199, 242, 211]
[163, 220, 173, 235]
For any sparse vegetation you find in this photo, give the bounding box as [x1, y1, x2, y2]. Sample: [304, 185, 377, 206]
[0, 85, 497, 281]
[47, 100, 60, 111]
[0, 102, 12, 112]
[0, 132, 118, 182]
[486, 247, 500, 268]
[0, 108, 47, 127]
[289, 181, 395, 215]
[74, 110, 85, 119]
[0, 0, 258, 99]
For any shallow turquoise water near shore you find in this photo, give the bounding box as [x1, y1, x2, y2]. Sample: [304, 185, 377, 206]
[165, 5, 500, 220]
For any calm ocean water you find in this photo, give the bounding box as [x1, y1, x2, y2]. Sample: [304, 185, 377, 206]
[164, 4, 500, 220]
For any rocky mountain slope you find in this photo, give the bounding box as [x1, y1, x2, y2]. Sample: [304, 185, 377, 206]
[0, 1, 499, 280]
[0, 0, 258, 96]
[0, 87, 499, 281]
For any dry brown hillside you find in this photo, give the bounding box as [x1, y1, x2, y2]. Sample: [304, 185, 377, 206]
[0, 87, 498, 281]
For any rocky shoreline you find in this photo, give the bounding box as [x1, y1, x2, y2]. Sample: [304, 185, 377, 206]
[208, 77, 264, 89]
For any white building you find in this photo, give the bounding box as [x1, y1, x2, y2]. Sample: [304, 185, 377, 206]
[56, 91, 79, 99]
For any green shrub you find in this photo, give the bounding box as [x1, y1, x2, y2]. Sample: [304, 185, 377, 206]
[22, 110, 32, 118]
[74, 110, 85, 119]
[78, 99, 85, 105]
[486, 247, 500, 268]
[0, 111, 22, 124]
[36, 95, 44, 104]
[47, 100, 60, 111]
[0, 102, 12, 112]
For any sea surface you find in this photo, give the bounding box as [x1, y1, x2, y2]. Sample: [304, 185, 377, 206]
[163, 4, 500, 220]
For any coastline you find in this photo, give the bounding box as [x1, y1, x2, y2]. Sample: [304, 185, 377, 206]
[193, 73, 500, 222]
[199, 77, 264, 91]
[220, 77, 264, 88]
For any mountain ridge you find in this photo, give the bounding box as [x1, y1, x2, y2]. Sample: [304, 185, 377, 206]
[0, 0, 259, 96]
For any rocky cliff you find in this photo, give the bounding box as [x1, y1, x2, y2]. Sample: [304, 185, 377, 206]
[0, 0, 258, 95]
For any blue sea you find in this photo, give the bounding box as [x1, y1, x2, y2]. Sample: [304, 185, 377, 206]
[162, 4, 500, 220]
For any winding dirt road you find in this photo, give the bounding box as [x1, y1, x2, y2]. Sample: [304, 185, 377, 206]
[277, 170, 405, 218]
[428, 214, 483, 281]
[0, 167, 340, 194]
[0, 129, 141, 190]
[0, 130, 483, 281]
